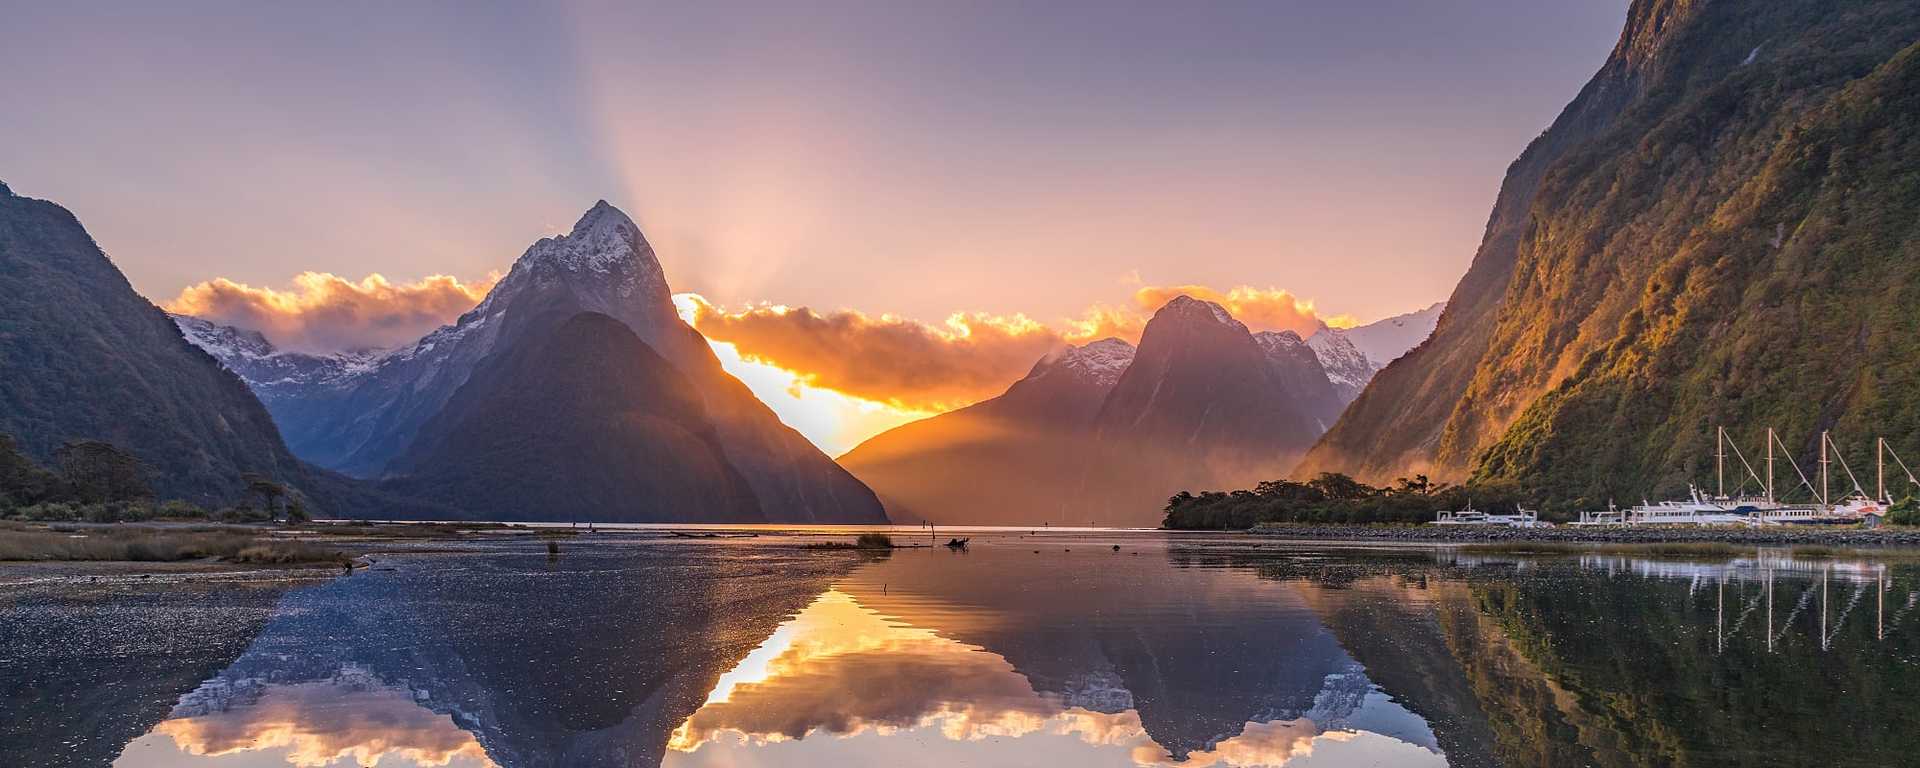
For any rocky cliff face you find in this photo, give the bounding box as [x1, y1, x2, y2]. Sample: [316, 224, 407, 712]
[1298, 0, 1920, 506]
[0, 183, 306, 503]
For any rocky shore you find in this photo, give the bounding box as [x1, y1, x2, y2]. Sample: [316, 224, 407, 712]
[1246, 523, 1920, 547]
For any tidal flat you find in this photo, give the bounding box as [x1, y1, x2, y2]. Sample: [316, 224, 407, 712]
[3, 529, 1917, 767]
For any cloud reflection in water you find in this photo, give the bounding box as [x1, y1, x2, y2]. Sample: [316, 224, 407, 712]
[665, 588, 1442, 767]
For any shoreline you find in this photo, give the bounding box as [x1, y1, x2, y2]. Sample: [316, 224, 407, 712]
[1242, 523, 1920, 547]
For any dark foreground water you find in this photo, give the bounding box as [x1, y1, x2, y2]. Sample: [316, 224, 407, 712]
[4, 530, 1917, 767]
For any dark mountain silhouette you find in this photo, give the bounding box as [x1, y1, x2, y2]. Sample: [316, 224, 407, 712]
[1075, 296, 1328, 525]
[0, 182, 305, 504]
[388, 311, 763, 523]
[183, 201, 886, 523]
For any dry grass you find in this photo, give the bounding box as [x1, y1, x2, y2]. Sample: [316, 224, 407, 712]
[805, 533, 898, 551]
[0, 527, 350, 566]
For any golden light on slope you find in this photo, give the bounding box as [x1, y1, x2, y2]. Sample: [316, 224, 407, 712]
[675, 294, 936, 455]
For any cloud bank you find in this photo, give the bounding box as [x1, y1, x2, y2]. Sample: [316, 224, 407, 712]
[164, 272, 499, 353]
[684, 284, 1352, 412]
[680, 296, 1067, 412]
[166, 268, 1353, 419]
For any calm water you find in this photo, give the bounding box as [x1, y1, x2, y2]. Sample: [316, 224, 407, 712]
[4, 530, 1917, 767]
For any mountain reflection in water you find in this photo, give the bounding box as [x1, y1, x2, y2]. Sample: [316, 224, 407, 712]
[59, 532, 1920, 767]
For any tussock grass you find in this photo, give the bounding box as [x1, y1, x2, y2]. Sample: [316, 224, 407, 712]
[0, 527, 350, 565]
[806, 533, 898, 551]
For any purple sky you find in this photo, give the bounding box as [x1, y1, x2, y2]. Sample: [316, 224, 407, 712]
[0, 0, 1626, 328]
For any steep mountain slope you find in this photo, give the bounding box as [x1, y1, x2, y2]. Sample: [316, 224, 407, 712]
[1300, 0, 1920, 507]
[837, 338, 1134, 524]
[388, 311, 762, 522]
[186, 201, 885, 523]
[0, 182, 305, 503]
[1078, 297, 1327, 524]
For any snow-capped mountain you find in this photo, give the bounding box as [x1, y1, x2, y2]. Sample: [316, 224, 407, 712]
[173, 314, 388, 395]
[1337, 301, 1444, 368]
[1304, 327, 1376, 405]
[1253, 329, 1345, 429]
[177, 200, 885, 523]
[1029, 337, 1136, 389]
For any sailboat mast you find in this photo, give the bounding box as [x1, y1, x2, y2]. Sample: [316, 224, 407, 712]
[1878, 437, 1887, 502]
[1766, 428, 1776, 504]
[1820, 430, 1831, 508]
[1716, 426, 1726, 499]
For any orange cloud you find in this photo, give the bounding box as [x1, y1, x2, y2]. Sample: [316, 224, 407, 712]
[150, 680, 493, 768]
[685, 284, 1349, 413]
[681, 295, 1069, 412]
[1125, 285, 1353, 335]
[164, 271, 499, 353]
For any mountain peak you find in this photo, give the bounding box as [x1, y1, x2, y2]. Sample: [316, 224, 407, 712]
[470, 199, 672, 327]
[1153, 295, 1244, 332]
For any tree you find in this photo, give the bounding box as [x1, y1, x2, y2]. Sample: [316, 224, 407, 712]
[0, 434, 58, 509]
[1306, 472, 1373, 501]
[1392, 474, 1436, 496]
[243, 474, 289, 521]
[52, 440, 151, 503]
[283, 497, 311, 525]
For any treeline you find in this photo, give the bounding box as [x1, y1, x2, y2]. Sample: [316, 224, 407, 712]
[1, 434, 306, 524]
[1162, 473, 1526, 530]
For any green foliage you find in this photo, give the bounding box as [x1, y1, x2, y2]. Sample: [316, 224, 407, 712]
[1310, 1, 1920, 510]
[283, 497, 311, 525]
[158, 500, 207, 519]
[52, 440, 152, 503]
[1162, 473, 1526, 529]
[1888, 495, 1920, 526]
[1462, 14, 1920, 511]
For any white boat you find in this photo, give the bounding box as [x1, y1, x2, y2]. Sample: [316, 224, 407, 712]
[1432, 506, 1551, 528]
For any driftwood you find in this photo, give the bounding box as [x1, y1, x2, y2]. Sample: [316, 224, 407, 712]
[945, 537, 970, 549]
[667, 530, 760, 539]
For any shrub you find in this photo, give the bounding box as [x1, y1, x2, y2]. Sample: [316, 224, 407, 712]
[157, 500, 207, 520]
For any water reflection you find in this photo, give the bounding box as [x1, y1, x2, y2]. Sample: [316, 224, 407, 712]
[121, 664, 492, 767]
[662, 588, 1442, 767]
[33, 534, 1916, 767]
